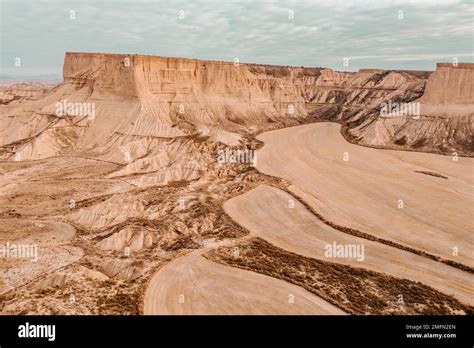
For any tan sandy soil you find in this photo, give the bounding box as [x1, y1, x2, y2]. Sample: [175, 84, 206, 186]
[143, 252, 344, 315]
[206, 238, 472, 315]
[224, 185, 473, 306]
[0, 219, 83, 294]
[255, 122, 473, 266]
[0, 81, 57, 105]
[1, 54, 472, 315]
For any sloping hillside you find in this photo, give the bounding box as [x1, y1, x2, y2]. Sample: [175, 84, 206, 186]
[3, 53, 471, 162]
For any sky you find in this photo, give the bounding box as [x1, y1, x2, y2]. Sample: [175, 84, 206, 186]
[0, 0, 473, 78]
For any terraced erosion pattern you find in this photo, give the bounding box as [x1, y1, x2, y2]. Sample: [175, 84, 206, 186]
[0, 52, 472, 315]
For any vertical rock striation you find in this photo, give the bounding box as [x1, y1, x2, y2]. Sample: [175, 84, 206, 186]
[0, 52, 472, 160]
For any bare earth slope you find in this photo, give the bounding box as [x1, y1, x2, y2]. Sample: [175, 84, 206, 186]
[1, 53, 473, 315]
[1, 53, 472, 162]
[345, 63, 474, 154]
[224, 184, 473, 305]
[143, 253, 344, 315]
[255, 123, 473, 266]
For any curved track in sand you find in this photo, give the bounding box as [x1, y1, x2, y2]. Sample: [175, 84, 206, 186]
[224, 185, 474, 305]
[144, 122, 473, 314]
[143, 251, 344, 315]
[256, 123, 473, 266]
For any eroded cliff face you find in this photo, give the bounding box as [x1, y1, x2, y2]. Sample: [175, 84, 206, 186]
[1, 53, 473, 315]
[0, 52, 472, 161]
[420, 63, 474, 105]
[415, 63, 474, 121]
[61, 52, 427, 128]
[346, 63, 473, 155]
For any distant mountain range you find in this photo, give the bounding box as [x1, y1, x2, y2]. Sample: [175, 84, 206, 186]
[0, 74, 62, 83]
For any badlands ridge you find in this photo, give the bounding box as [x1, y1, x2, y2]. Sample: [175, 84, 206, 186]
[0, 53, 472, 314]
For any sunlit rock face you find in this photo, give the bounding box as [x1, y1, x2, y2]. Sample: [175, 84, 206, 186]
[1, 53, 472, 160]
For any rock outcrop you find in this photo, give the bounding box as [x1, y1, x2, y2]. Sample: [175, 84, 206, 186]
[420, 63, 474, 107]
[0, 53, 472, 160]
[1, 53, 472, 315]
[345, 63, 473, 155]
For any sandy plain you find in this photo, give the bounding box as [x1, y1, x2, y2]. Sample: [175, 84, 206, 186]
[144, 122, 473, 314]
[143, 251, 344, 315]
[256, 123, 473, 266]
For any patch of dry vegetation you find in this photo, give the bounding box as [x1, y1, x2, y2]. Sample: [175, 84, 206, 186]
[0, 135, 283, 314]
[0, 263, 147, 315]
[205, 238, 474, 315]
[279, 186, 473, 274]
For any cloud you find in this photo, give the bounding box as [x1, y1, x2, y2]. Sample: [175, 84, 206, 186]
[0, 0, 472, 76]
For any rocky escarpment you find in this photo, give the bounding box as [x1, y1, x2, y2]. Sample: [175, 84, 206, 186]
[0, 53, 472, 160]
[419, 63, 474, 107]
[344, 63, 473, 155]
[1, 53, 472, 315]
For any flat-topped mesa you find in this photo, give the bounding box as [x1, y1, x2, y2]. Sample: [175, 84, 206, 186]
[64, 51, 288, 99]
[60, 52, 442, 147]
[1, 52, 472, 163]
[418, 62, 474, 113]
[64, 51, 321, 75]
[63, 51, 297, 86]
[63, 51, 330, 92]
[64, 52, 141, 97]
[63, 52, 326, 123]
[62, 52, 421, 109]
[436, 62, 474, 69]
[64, 52, 231, 91]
